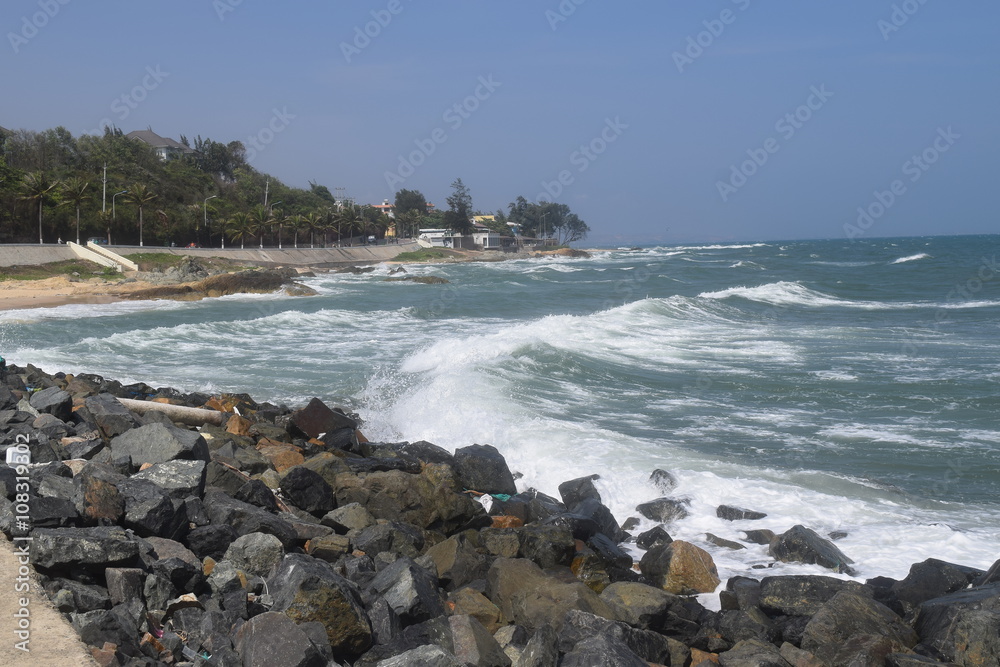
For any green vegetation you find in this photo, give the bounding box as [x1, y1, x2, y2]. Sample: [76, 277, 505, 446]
[123, 252, 253, 273]
[0, 259, 116, 282]
[392, 248, 464, 262]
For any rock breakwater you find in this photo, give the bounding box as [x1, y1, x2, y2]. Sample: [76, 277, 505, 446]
[1, 363, 998, 666]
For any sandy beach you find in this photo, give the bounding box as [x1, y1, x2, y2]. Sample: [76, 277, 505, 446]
[0, 277, 166, 312]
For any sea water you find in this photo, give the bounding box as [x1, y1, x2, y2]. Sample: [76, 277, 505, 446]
[3, 234, 998, 592]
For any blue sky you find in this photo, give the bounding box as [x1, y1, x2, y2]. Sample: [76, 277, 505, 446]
[1, 1, 996, 245]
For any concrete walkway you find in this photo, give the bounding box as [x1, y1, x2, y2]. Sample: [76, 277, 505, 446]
[0, 245, 77, 268]
[0, 536, 98, 666]
[95, 242, 421, 267]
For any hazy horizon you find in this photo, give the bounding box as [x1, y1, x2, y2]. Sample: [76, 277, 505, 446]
[2, 1, 997, 245]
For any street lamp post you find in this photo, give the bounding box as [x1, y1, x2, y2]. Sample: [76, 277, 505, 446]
[203, 195, 218, 247]
[270, 201, 283, 249]
[112, 190, 128, 223]
[540, 212, 548, 245]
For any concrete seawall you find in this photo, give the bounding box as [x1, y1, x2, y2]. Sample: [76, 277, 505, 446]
[0, 242, 421, 269]
[102, 242, 422, 267]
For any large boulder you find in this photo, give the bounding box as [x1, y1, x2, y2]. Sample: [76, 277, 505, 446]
[801, 591, 918, 653]
[639, 540, 721, 595]
[374, 644, 464, 667]
[72, 463, 125, 524]
[31, 526, 139, 570]
[28, 386, 72, 421]
[224, 532, 285, 577]
[116, 477, 179, 538]
[759, 575, 871, 616]
[518, 524, 576, 569]
[424, 534, 490, 591]
[288, 397, 357, 439]
[82, 393, 141, 439]
[367, 556, 445, 625]
[891, 558, 983, 611]
[234, 611, 329, 667]
[281, 465, 336, 515]
[558, 609, 674, 664]
[448, 614, 511, 667]
[558, 475, 602, 507]
[635, 497, 689, 523]
[717, 505, 767, 521]
[109, 423, 210, 470]
[453, 444, 517, 496]
[560, 634, 647, 667]
[204, 489, 298, 547]
[913, 583, 1000, 665]
[270, 553, 373, 660]
[130, 459, 206, 500]
[517, 624, 560, 667]
[600, 581, 680, 630]
[719, 639, 791, 666]
[769, 525, 857, 575]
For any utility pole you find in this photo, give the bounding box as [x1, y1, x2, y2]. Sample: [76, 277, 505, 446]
[102, 163, 107, 213]
[263, 178, 269, 208]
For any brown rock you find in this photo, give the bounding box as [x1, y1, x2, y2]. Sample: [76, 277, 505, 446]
[449, 588, 502, 633]
[90, 642, 118, 667]
[226, 414, 253, 437]
[306, 534, 351, 563]
[256, 439, 304, 472]
[640, 540, 721, 595]
[691, 648, 720, 665]
[492, 515, 524, 529]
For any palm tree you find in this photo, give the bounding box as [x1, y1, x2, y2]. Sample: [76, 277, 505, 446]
[337, 206, 363, 246]
[226, 212, 254, 249]
[59, 177, 91, 244]
[125, 184, 157, 247]
[19, 172, 61, 244]
[250, 205, 274, 249]
[303, 212, 323, 248]
[288, 214, 306, 248]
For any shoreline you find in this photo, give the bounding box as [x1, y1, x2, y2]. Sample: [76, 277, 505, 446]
[1, 362, 997, 665]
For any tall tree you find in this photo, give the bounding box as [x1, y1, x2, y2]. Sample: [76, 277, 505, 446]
[19, 172, 60, 244]
[226, 211, 254, 249]
[394, 189, 428, 216]
[59, 177, 90, 244]
[125, 183, 157, 246]
[445, 178, 473, 235]
[250, 204, 274, 248]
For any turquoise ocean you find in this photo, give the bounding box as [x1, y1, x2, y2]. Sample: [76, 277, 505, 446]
[3, 234, 999, 592]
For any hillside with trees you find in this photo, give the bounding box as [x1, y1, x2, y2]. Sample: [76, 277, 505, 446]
[0, 125, 590, 247]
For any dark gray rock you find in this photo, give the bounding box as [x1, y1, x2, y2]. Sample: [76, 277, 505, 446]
[718, 608, 780, 646]
[891, 558, 983, 611]
[801, 591, 918, 653]
[560, 634, 648, 667]
[117, 477, 178, 538]
[719, 638, 791, 667]
[759, 575, 870, 616]
[223, 532, 284, 577]
[185, 523, 239, 561]
[769, 525, 857, 575]
[144, 536, 203, 593]
[453, 444, 517, 496]
[131, 459, 206, 500]
[636, 525, 672, 550]
[741, 529, 776, 545]
[649, 469, 678, 493]
[110, 423, 210, 470]
[449, 614, 511, 667]
[367, 556, 445, 625]
[558, 475, 601, 507]
[322, 502, 377, 534]
[423, 533, 490, 592]
[44, 578, 110, 613]
[707, 533, 746, 550]
[204, 489, 298, 547]
[281, 466, 336, 515]
[722, 576, 762, 613]
[233, 611, 328, 667]
[204, 460, 247, 497]
[517, 624, 559, 667]
[559, 609, 673, 664]
[913, 583, 1000, 665]
[517, 524, 575, 569]
[28, 386, 72, 421]
[105, 567, 146, 607]
[82, 393, 141, 439]
[974, 558, 1000, 586]
[270, 553, 372, 659]
[374, 644, 464, 667]
[28, 495, 79, 528]
[717, 505, 768, 521]
[353, 521, 425, 559]
[635, 497, 689, 524]
[31, 526, 139, 570]
[70, 608, 140, 654]
[235, 478, 280, 512]
[571, 497, 626, 543]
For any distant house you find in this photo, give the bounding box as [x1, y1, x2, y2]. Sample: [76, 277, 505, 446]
[470, 221, 501, 250]
[372, 199, 395, 219]
[126, 129, 195, 161]
[418, 228, 458, 248]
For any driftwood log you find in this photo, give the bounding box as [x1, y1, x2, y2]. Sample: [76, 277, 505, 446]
[116, 397, 226, 427]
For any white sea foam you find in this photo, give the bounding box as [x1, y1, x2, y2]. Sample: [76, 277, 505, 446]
[891, 253, 931, 264]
